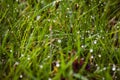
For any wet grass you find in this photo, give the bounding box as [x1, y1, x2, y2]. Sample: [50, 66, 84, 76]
[0, 0, 120, 80]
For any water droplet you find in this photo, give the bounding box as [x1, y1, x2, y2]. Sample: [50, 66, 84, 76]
[15, 61, 19, 65]
[28, 16, 30, 18]
[102, 37, 105, 39]
[90, 49, 93, 53]
[36, 16, 41, 21]
[21, 54, 24, 57]
[81, 45, 84, 48]
[53, 20, 56, 23]
[117, 68, 120, 71]
[95, 64, 98, 67]
[98, 54, 101, 58]
[20, 74, 23, 78]
[48, 78, 52, 80]
[90, 55, 94, 59]
[39, 65, 43, 69]
[58, 39, 61, 43]
[112, 64, 116, 71]
[103, 67, 106, 70]
[117, 26, 119, 29]
[3, 53, 5, 55]
[77, 31, 80, 34]
[56, 62, 60, 67]
[10, 50, 12, 53]
[27, 57, 30, 61]
[81, 37, 84, 40]
[7, 5, 10, 7]
[48, 19, 51, 22]
[67, 8, 70, 10]
[91, 16, 94, 19]
[81, 45, 86, 48]
[47, 55, 50, 58]
[102, 77, 105, 80]
[96, 66, 100, 71]
[115, 76, 117, 79]
[93, 40, 97, 44]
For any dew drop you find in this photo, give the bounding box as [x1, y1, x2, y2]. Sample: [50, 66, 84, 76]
[27, 57, 30, 61]
[98, 54, 101, 58]
[117, 68, 120, 71]
[91, 55, 94, 59]
[103, 67, 106, 70]
[102, 77, 105, 80]
[39, 65, 43, 69]
[77, 31, 80, 34]
[36, 15, 41, 21]
[14, 61, 19, 65]
[90, 49, 93, 53]
[56, 62, 60, 67]
[53, 20, 56, 23]
[47, 55, 50, 58]
[48, 78, 52, 80]
[20, 74, 23, 78]
[93, 40, 97, 44]
[81, 45, 84, 48]
[10, 50, 13, 53]
[58, 39, 62, 43]
[112, 64, 116, 71]
[21, 54, 24, 57]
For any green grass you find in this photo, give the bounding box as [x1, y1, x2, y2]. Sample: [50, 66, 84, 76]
[0, 0, 120, 80]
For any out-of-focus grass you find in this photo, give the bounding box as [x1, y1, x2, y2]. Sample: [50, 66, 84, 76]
[0, 0, 120, 80]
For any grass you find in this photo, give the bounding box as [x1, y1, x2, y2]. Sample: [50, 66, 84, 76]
[0, 0, 120, 80]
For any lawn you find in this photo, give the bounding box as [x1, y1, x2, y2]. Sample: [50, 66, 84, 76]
[0, 0, 120, 80]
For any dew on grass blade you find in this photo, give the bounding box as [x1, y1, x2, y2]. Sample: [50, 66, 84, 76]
[112, 64, 116, 71]
[27, 16, 30, 18]
[48, 19, 52, 22]
[96, 66, 100, 71]
[47, 55, 50, 58]
[36, 15, 41, 21]
[21, 54, 24, 57]
[77, 31, 80, 34]
[93, 40, 97, 44]
[103, 67, 106, 70]
[98, 54, 101, 58]
[56, 61, 60, 67]
[48, 78, 52, 80]
[102, 77, 105, 80]
[27, 57, 30, 60]
[58, 39, 61, 43]
[81, 36, 84, 40]
[90, 55, 94, 59]
[10, 50, 13, 53]
[90, 49, 93, 53]
[91, 16, 95, 19]
[95, 64, 98, 67]
[7, 5, 9, 7]
[81, 45, 85, 48]
[27, 56, 30, 61]
[53, 20, 56, 23]
[102, 37, 105, 39]
[14, 61, 19, 66]
[117, 68, 120, 71]
[39, 65, 43, 69]
[115, 76, 117, 79]
[19, 74, 23, 78]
